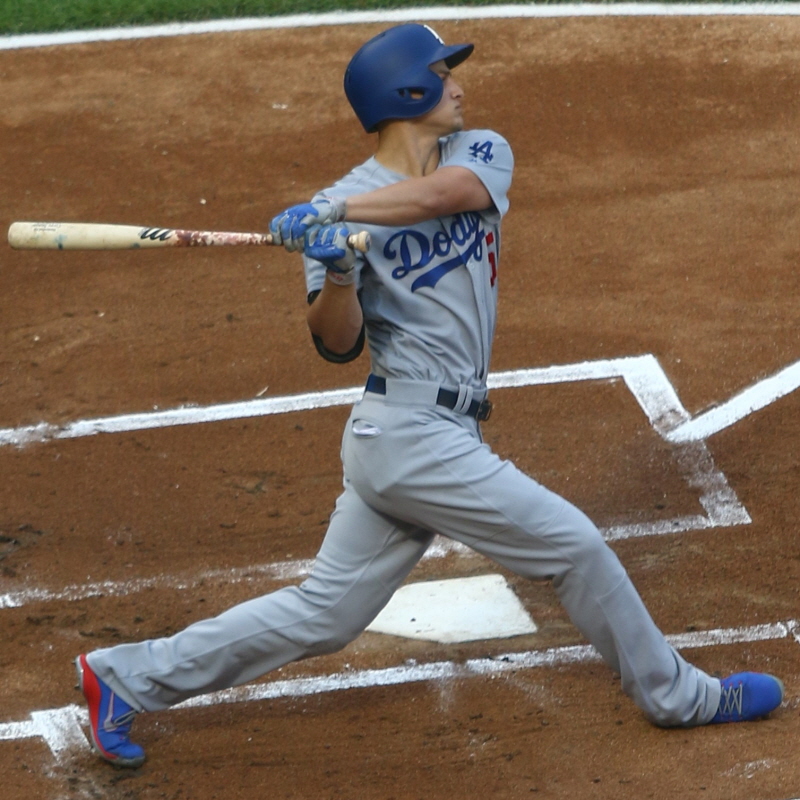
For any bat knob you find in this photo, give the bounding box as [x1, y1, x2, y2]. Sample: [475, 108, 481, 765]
[347, 231, 371, 253]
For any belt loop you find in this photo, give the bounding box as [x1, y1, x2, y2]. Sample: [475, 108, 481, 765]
[452, 385, 474, 415]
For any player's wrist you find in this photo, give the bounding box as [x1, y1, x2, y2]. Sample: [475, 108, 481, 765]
[326, 196, 348, 222]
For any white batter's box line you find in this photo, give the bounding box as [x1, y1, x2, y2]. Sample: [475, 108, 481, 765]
[2, 353, 796, 447]
[663, 359, 800, 444]
[0, 519, 730, 610]
[0, 511, 749, 611]
[2, 619, 796, 764]
[0, 558, 315, 610]
[0, 386, 364, 448]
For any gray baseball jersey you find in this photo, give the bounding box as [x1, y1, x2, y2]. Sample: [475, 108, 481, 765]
[305, 130, 512, 388]
[87, 128, 721, 729]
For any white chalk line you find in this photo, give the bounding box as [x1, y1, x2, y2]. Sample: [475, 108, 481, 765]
[1, 619, 795, 761]
[0, 511, 728, 610]
[0, 558, 314, 610]
[4, 4, 800, 51]
[0, 355, 760, 610]
[0, 386, 363, 448]
[666, 359, 800, 443]
[3, 355, 797, 448]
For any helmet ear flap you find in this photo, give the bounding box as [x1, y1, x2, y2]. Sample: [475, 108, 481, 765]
[344, 24, 473, 133]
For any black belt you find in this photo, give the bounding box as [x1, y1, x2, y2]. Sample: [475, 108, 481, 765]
[364, 374, 493, 422]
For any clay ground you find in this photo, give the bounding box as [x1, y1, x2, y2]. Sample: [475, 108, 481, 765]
[1, 11, 800, 800]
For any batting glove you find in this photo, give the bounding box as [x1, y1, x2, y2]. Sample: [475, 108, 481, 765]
[305, 224, 357, 286]
[269, 197, 347, 252]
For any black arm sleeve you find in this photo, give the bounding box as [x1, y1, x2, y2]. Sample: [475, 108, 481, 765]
[306, 289, 366, 364]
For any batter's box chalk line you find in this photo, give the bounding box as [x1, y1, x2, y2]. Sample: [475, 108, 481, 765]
[2, 353, 800, 611]
[1, 619, 797, 765]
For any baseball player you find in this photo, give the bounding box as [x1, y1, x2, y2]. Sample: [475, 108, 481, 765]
[75, 24, 783, 769]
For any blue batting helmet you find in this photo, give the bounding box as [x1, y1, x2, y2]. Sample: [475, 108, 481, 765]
[344, 24, 474, 133]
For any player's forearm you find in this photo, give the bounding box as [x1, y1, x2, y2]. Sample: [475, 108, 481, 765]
[306, 279, 364, 355]
[344, 167, 492, 226]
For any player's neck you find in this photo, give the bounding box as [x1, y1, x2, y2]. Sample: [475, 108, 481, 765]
[374, 123, 441, 178]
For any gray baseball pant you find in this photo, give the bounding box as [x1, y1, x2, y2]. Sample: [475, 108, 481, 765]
[88, 389, 721, 726]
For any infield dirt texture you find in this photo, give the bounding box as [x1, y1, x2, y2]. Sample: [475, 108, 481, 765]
[1, 8, 799, 800]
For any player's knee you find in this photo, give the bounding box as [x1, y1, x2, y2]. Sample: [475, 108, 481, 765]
[291, 600, 367, 657]
[303, 622, 362, 657]
[549, 523, 629, 597]
[577, 528, 616, 566]
[554, 517, 616, 573]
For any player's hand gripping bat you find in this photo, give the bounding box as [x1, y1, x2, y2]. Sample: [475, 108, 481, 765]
[7, 221, 371, 252]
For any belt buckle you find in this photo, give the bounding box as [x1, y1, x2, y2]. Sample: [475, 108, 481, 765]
[476, 399, 493, 422]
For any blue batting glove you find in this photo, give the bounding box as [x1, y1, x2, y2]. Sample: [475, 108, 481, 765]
[269, 197, 346, 253]
[305, 224, 357, 286]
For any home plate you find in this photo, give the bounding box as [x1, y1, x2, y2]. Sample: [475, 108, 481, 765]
[366, 574, 538, 644]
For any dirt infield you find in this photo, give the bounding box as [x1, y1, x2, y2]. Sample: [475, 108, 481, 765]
[1, 12, 799, 800]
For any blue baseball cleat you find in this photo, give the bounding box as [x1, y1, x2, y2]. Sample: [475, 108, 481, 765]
[75, 654, 145, 768]
[710, 672, 784, 724]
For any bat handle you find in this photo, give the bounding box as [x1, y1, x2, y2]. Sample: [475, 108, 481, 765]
[265, 230, 370, 252]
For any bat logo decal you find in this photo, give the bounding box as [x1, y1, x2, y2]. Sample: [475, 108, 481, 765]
[139, 228, 174, 241]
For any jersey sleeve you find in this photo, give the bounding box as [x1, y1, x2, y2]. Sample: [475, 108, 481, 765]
[440, 130, 514, 219]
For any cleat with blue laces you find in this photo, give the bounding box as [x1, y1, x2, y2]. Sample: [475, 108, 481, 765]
[710, 672, 784, 724]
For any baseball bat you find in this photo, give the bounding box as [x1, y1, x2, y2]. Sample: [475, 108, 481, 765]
[7, 221, 371, 253]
